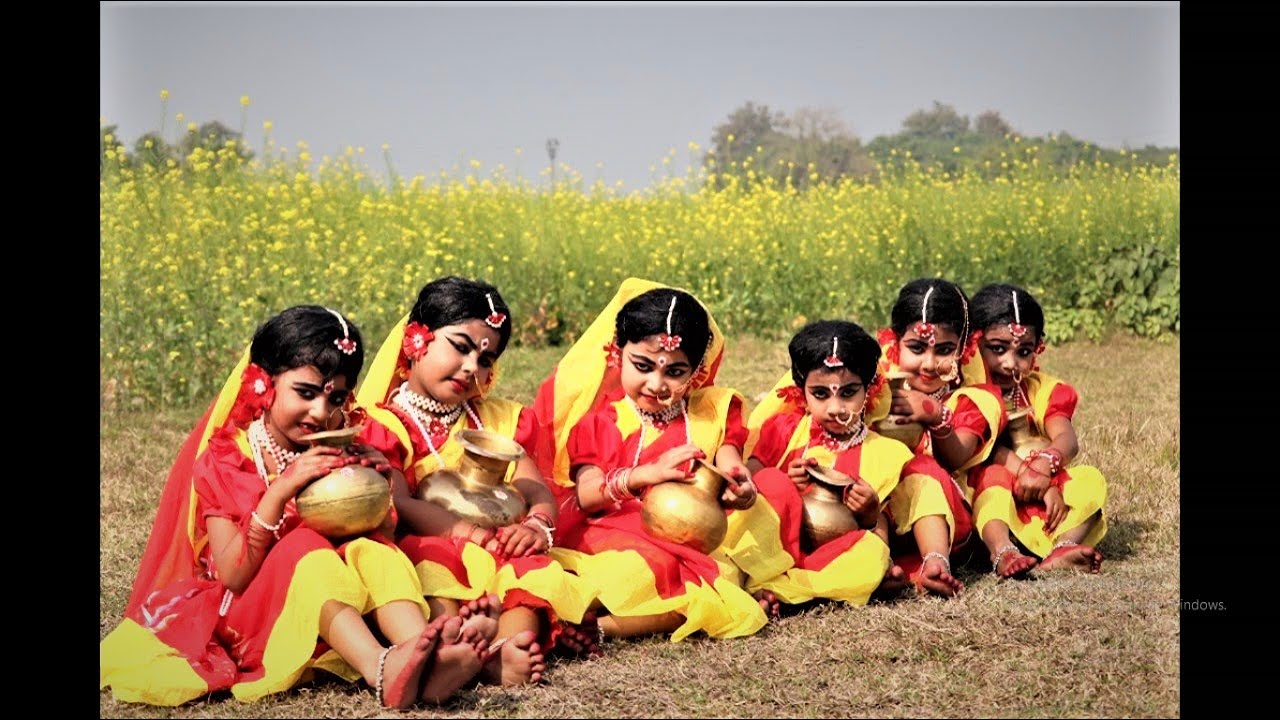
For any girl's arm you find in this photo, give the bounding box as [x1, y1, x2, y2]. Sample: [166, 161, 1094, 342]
[715, 443, 757, 510]
[206, 446, 346, 593]
[492, 455, 559, 557]
[930, 427, 983, 473]
[573, 443, 705, 514]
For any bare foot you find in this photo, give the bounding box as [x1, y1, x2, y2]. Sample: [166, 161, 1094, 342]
[1036, 543, 1103, 574]
[915, 555, 964, 598]
[378, 623, 440, 709]
[753, 589, 780, 621]
[556, 612, 603, 658]
[993, 546, 1038, 579]
[874, 564, 909, 598]
[458, 593, 501, 645]
[482, 629, 546, 686]
[420, 615, 485, 704]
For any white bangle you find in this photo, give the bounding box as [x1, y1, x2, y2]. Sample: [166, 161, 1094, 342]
[523, 516, 554, 549]
[251, 510, 284, 540]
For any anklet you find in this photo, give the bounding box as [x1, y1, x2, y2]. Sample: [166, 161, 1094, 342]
[921, 551, 951, 575]
[1051, 539, 1079, 551]
[991, 544, 1020, 575]
[374, 644, 393, 707]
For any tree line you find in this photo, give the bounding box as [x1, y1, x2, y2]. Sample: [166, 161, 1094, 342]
[102, 100, 1178, 187]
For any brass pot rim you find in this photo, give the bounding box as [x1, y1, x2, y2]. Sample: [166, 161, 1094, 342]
[807, 464, 856, 487]
[456, 428, 525, 462]
[884, 370, 915, 381]
[1006, 408, 1032, 421]
[300, 425, 364, 446]
[694, 457, 734, 482]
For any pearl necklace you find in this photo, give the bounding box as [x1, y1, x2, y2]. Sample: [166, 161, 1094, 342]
[625, 396, 692, 469]
[1003, 382, 1030, 410]
[819, 419, 869, 453]
[904, 379, 950, 403]
[248, 418, 301, 488]
[396, 382, 466, 428]
[393, 385, 483, 471]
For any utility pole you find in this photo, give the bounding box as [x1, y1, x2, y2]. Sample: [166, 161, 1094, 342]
[546, 137, 560, 187]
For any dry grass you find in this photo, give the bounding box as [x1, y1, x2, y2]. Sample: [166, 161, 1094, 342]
[100, 334, 1179, 718]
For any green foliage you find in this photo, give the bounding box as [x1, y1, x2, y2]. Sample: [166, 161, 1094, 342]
[100, 139, 1179, 411]
[705, 103, 875, 190]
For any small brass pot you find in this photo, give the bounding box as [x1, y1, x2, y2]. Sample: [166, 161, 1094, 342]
[800, 465, 860, 551]
[1004, 408, 1051, 460]
[640, 458, 728, 554]
[875, 371, 924, 447]
[416, 428, 528, 528]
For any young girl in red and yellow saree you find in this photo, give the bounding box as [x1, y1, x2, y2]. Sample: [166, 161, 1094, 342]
[963, 283, 1106, 575]
[354, 276, 598, 687]
[100, 306, 495, 710]
[532, 279, 779, 642]
[738, 320, 910, 607]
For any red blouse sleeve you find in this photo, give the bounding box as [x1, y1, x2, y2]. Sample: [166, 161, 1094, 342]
[567, 407, 625, 473]
[722, 396, 748, 452]
[513, 406, 538, 457]
[749, 413, 800, 469]
[952, 395, 992, 442]
[192, 435, 262, 526]
[357, 416, 409, 474]
[1044, 382, 1079, 423]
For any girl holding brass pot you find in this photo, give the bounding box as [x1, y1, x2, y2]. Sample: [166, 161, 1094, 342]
[532, 279, 781, 642]
[741, 319, 937, 606]
[868, 278, 1005, 594]
[102, 306, 494, 710]
[963, 284, 1105, 576]
[356, 276, 598, 689]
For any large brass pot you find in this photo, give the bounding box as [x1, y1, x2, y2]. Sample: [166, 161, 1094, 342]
[874, 371, 924, 448]
[800, 465, 860, 551]
[640, 458, 728, 554]
[416, 428, 528, 528]
[296, 465, 392, 538]
[1004, 408, 1051, 460]
[294, 426, 391, 539]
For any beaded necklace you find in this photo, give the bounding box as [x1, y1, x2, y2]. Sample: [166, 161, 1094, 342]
[248, 417, 300, 487]
[625, 396, 692, 469]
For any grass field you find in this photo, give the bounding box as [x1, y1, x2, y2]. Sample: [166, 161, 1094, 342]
[100, 332, 1179, 718]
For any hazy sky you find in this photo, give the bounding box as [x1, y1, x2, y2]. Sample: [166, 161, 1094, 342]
[101, 2, 1179, 191]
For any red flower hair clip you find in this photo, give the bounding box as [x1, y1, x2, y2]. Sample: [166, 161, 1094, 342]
[603, 341, 621, 368]
[402, 321, 434, 361]
[876, 328, 901, 367]
[230, 362, 274, 428]
[776, 385, 805, 407]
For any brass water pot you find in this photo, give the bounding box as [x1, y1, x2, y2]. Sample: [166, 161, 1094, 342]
[1004, 408, 1051, 459]
[873, 371, 924, 448]
[295, 426, 392, 539]
[640, 458, 728, 554]
[800, 465, 860, 551]
[416, 428, 528, 528]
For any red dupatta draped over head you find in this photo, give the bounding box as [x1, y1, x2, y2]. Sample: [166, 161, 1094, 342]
[530, 278, 727, 488]
[123, 348, 262, 617]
